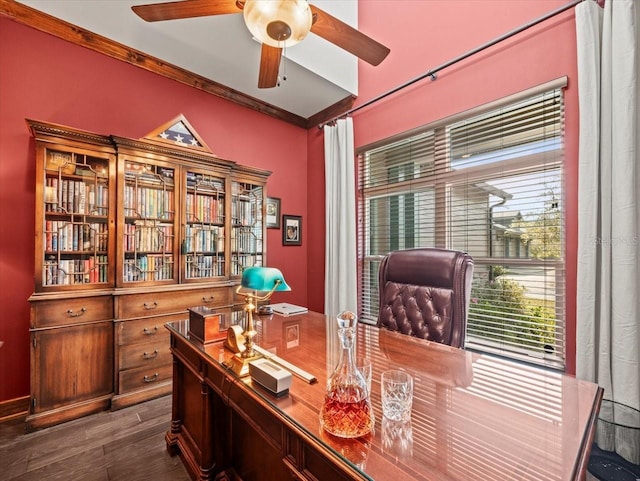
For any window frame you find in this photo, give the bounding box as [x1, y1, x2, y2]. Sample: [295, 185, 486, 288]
[357, 77, 568, 370]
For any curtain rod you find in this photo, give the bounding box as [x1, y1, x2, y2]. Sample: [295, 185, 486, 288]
[318, 0, 583, 129]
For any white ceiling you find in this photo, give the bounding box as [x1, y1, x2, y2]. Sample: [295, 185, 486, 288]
[17, 0, 362, 120]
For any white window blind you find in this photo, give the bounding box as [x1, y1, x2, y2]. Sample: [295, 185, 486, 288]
[358, 83, 566, 369]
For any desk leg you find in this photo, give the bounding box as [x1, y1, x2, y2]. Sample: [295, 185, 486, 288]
[200, 379, 216, 480]
[166, 343, 217, 480]
[166, 354, 182, 456]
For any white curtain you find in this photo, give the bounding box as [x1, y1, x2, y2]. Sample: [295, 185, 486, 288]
[576, 0, 640, 465]
[324, 118, 357, 319]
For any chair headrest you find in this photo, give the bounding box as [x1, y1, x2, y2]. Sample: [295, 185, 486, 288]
[384, 248, 465, 289]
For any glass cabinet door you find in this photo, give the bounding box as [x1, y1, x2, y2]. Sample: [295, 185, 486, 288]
[122, 161, 176, 284]
[41, 148, 113, 289]
[230, 181, 264, 276]
[183, 169, 226, 280]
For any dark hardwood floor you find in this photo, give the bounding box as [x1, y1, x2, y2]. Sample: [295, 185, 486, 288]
[0, 395, 190, 481]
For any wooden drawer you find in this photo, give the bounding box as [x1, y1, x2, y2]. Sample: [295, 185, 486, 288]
[118, 363, 172, 394]
[31, 296, 113, 329]
[118, 337, 172, 371]
[116, 312, 184, 346]
[117, 287, 230, 319]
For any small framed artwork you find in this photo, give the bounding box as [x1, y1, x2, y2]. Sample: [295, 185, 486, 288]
[284, 322, 300, 350]
[282, 215, 302, 246]
[265, 197, 281, 229]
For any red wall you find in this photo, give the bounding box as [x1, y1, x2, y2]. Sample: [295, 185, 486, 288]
[1, 0, 582, 405]
[0, 18, 309, 403]
[308, 0, 580, 373]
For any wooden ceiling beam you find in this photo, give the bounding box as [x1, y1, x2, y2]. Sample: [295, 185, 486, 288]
[1, 0, 353, 129]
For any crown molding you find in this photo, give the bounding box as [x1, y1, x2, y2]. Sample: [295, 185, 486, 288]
[1, 0, 354, 129]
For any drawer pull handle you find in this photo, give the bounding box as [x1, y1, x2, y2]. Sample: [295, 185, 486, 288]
[143, 350, 159, 360]
[143, 301, 158, 310]
[143, 326, 158, 335]
[66, 307, 87, 318]
[202, 296, 215, 303]
[143, 373, 159, 383]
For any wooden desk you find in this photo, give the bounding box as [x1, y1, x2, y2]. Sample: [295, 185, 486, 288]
[166, 311, 602, 481]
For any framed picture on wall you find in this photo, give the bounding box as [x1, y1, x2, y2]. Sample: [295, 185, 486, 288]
[282, 215, 302, 246]
[265, 197, 281, 229]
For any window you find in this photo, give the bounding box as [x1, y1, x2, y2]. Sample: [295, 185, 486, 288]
[358, 81, 566, 369]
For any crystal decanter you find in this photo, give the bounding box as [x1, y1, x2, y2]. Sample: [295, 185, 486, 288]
[319, 311, 374, 438]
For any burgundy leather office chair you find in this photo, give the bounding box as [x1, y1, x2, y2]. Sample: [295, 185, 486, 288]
[377, 248, 474, 348]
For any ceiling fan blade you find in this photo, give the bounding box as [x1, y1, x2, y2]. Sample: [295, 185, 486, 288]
[309, 4, 390, 66]
[132, 0, 242, 22]
[258, 44, 282, 89]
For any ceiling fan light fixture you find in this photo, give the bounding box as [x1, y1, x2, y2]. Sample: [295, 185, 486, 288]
[243, 0, 312, 48]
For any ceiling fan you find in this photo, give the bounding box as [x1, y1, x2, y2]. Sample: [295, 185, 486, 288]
[132, 0, 390, 88]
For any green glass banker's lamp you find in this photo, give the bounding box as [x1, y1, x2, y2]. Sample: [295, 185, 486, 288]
[227, 266, 290, 376]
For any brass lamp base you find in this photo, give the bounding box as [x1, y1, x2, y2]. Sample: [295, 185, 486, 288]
[229, 351, 262, 377]
[225, 325, 246, 353]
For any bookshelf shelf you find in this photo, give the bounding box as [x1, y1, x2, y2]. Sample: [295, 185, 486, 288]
[26, 117, 270, 430]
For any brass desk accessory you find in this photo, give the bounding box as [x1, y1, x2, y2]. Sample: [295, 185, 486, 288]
[226, 266, 290, 376]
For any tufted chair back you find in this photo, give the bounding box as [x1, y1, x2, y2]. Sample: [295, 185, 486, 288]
[377, 248, 474, 348]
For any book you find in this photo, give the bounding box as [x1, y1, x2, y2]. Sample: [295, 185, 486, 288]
[266, 303, 308, 317]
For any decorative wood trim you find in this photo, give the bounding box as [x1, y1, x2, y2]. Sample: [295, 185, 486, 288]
[0, 395, 29, 422]
[306, 94, 357, 129]
[26, 118, 114, 149]
[2, 0, 356, 129]
[110, 382, 172, 411]
[25, 394, 113, 432]
[0, 0, 318, 128]
[111, 134, 236, 171]
[233, 164, 273, 181]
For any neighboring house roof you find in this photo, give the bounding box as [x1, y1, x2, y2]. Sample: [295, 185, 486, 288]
[473, 181, 513, 200]
[465, 183, 526, 239]
[493, 210, 523, 221]
[492, 210, 526, 238]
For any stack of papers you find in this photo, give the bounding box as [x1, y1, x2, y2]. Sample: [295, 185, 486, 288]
[266, 303, 308, 316]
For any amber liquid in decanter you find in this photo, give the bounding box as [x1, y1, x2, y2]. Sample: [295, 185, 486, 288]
[320, 311, 374, 439]
[320, 389, 374, 438]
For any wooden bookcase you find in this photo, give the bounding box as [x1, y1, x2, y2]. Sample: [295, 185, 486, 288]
[26, 116, 270, 430]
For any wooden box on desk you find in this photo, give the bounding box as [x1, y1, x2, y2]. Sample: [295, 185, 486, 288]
[188, 306, 225, 344]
